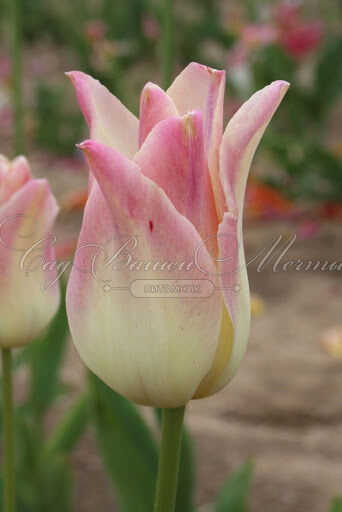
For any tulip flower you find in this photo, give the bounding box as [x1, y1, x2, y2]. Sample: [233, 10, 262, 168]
[273, 2, 323, 59]
[66, 63, 289, 410]
[0, 154, 60, 512]
[0, 155, 60, 347]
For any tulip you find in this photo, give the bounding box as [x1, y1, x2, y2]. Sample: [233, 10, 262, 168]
[66, 63, 289, 409]
[279, 22, 323, 59]
[0, 155, 60, 348]
[0, 154, 60, 512]
[273, 2, 323, 59]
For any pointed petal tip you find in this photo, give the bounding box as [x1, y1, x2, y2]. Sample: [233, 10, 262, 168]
[76, 140, 95, 152]
[189, 61, 226, 78]
[274, 79, 290, 88]
[140, 81, 165, 105]
[65, 71, 76, 84]
[36, 177, 50, 192]
[65, 70, 92, 87]
[273, 80, 290, 103]
[142, 81, 162, 91]
[271, 79, 290, 96]
[12, 155, 28, 164]
[30, 178, 60, 216]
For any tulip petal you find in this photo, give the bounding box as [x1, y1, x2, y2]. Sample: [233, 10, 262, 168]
[0, 156, 31, 205]
[67, 140, 222, 407]
[220, 80, 290, 215]
[139, 82, 178, 147]
[167, 62, 226, 217]
[0, 180, 60, 347]
[204, 80, 290, 395]
[134, 111, 218, 245]
[211, 211, 250, 394]
[66, 71, 139, 159]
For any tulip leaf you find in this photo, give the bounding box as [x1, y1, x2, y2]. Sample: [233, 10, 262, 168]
[27, 281, 69, 418]
[15, 413, 42, 510]
[314, 36, 342, 118]
[329, 497, 342, 512]
[38, 455, 73, 512]
[46, 392, 90, 454]
[15, 412, 73, 512]
[89, 373, 158, 512]
[214, 460, 254, 512]
[155, 408, 196, 512]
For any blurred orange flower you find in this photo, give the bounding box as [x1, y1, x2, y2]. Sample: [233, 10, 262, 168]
[60, 188, 88, 213]
[246, 183, 294, 220]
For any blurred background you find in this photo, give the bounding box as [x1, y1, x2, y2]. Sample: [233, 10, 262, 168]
[0, 0, 341, 511]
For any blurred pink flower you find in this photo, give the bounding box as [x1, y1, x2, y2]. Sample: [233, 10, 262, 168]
[141, 15, 160, 40]
[241, 24, 277, 48]
[279, 21, 323, 58]
[84, 20, 107, 42]
[273, 1, 324, 58]
[0, 54, 11, 82]
[273, 2, 300, 28]
[229, 2, 324, 63]
[31, 56, 49, 77]
[0, 105, 13, 134]
[227, 43, 248, 68]
[296, 218, 320, 240]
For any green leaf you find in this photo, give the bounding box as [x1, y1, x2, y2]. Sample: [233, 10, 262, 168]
[15, 412, 73, 512]
[155, 408, 196, 512]
[15, 414, 42, 510]
[329, 497, 342, 512]
[264, 133, 342, 202]
[314, 36, 342, 118]
[89, 373, 158, 512]
[46, 392, 90, 454]
[38, 455, 73, 512]
[215, 460, 254, 512]
[28, 281, 69, 418]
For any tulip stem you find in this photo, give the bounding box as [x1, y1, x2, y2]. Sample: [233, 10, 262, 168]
[1, 349, 15, 512]
[9, 0, 24, 154]
[154, 406, 185, 512]
[161, 0, 174, 89]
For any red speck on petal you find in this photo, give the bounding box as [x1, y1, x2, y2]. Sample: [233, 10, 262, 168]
[149, 220, 154, 232]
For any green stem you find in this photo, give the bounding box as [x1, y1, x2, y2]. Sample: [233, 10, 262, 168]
[154, 406, 185, 512]
[9, 0, 24, 155]
[1, 349, 15, 512]
[161, 0, 174, 89]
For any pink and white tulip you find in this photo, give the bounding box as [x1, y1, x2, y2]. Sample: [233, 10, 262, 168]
[0, 155, 60, 348]
[66, 63, 289, 407]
